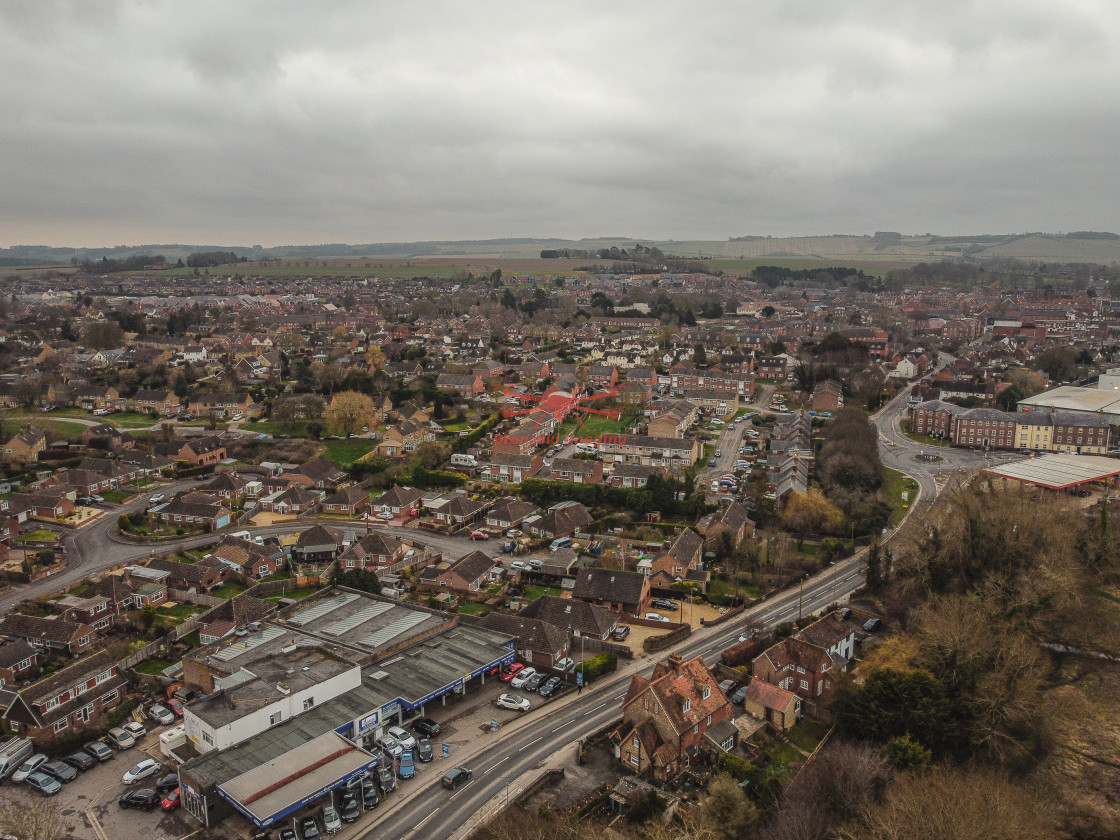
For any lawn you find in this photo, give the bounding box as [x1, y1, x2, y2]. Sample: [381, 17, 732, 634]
[881, 467, 920, 524]
[557, 407, 635, 441]
[212, 580, 249, 600]
[16, 529, 60, 543]
[786, 718, 830, 752]
[763, 741, 804, 778]
[133, 658, 176, 677]
[106, 412, 164, 429]
[261, 586, 322, 602]
[522, 585, 562, 600]
[322, 438, 377, 468]
[457, 602, 490, 616]
[158, 602, 202, 623]
[708, 577, 763, 603]
[100, 489, 132, 504]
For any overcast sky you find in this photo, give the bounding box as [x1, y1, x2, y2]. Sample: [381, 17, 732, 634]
[2, 0, 1119, 247]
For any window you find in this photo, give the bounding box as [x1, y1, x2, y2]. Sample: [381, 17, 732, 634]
[54, 719, 68, 733]
[96, 670, 112, 685]
[270, 712, 283, 727]
[202, 731, 213, 746]
[633, 737, 640, 748]
[45, 698, 59, 711]
[101, 689, 117, 704]
[682, 698, 691, 712]
[707, 714, 712, 725]
[800, 679, 809, 691]
[303, 697, 315, 711]
[630, 755, 639, 766]
[693, 724, 699, 734]
[702, 685, 711, 700]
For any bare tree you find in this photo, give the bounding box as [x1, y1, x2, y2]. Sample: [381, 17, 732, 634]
[0, 798, 74, 839]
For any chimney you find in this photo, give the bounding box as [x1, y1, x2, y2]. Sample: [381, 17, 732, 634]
[667, 652, 684, 672]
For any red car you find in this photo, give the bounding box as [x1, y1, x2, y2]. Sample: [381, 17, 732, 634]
[161, 788, 180, 811]
[166, 698, 184, 717]
[469, 530, 489, 540]
[499, 663, 524, 683]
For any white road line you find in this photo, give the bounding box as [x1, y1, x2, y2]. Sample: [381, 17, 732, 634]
[550, 718, 576, 732]
[526, 736, 542, 746]
[486, 756, 509, 772]
[415, 808, 439, 829]
[589, 702, 607, 712]
[614, 693, 626, 699]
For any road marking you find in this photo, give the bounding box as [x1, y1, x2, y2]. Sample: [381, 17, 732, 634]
[415, 808, 439, 829]
[589, 702, 607, 712]
[614, 693, 625, 699]
[551, 718, 576, 732]
[486, 756, 509, 772]
[526, 736, 542, 746]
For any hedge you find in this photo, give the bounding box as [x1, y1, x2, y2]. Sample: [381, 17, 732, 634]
[575, 652, 617, 682]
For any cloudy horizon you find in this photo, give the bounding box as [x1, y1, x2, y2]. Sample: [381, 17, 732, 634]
[2, 0, 1119, 248]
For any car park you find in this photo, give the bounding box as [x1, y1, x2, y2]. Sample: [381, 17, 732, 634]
[123, 758, 161, 784]
[339, 794, 360, 823]
[643, 612, 670, 622]
[376, 765, 396, 793]
[148, 704, 175, 725]
[398, 749, 416, 780]
[161, 787, 181, 810]
[386, 725, 417, 750]
[84, 741, 115, 762]
[118, 788, 159, 811]
[496, 693, 531, 712]
[122, 720, 147, 739]
[500, 663, 524, 682]
[411, 717, 441, 736]
[41, 760, 77, 783]
[376, 734, 403, 758]
[538, 676, 563, 698]
[321, 803, 342, 834]
[107, 727, 135, 750]
[510, 666, 537, 688]
[62, 750, 97, 772]
[361, 778, 380, 809]
[300, 816, 322, 840]
[650, 598, 679, 611]
[442, 767, 472, 790]
[554, 657, 574, 673]
[23, 770, 61, 797]
[416, 738, 434, 763]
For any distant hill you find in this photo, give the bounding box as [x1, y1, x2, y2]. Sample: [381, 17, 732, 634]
[3, 231, 1119, 266]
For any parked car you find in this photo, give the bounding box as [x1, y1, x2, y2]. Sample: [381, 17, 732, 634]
[718, 678, 739, 696]
[321, 803, 342, 834]
[118, 788, 159, 811]
[155, 773, 180, 794]
[300, 816, 322, 840]
[523, 672, 546, 692]
[539, 676, 563, 699]
[376, 734, 403, 758]
[166, 698, 184, 717]
[41, 760, 77, 783]
[411, 717, 442, 736]
[84, 741, 115, 762]
[708, 458, 717, 467]
[376, 765, 396, 793]
[554, 657, 575, 673]
[731, 686, 750, 705]
[161, 787, 181, 811]
[499, 663, 524, 683]
[643, 612, 670, 622]
[386, 725, 417, 750]
[361, 777, 380, 809]
[510, 667, 537, 689]
[122, 720, 147, 739]
[510, 560, 531, 572]
[496, 693, 531, 712]
[442, 767, 472, 790]
[279, 830, 297, 840]
[339, 794, 360, 823]
[62, 751, 97, 772]
[148, 704, 175, 726]
[148, 493, 165, 504]
[106, 727, 135, 750]
[416, 738, 434, 763]
[398, 749, 416, 780]
[612, 625, 631, 641]
[863, 617, 883, 632]
[123, 758, 161, 784]
[22, 770, 61, 797]
[469, 530, 489, 540]
[650, 598, 679, 611]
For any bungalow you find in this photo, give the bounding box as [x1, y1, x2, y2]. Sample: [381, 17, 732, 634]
[485, 497, 539, 531]
[151, 496, 232, 530]
[419, 549, 500, 593]
[430, 493, 489, 527]
[206, 537, 286, 580]
[377, 417, 431, 457]
[294, 457, 350, 490]
[522, 501, 593, 540]
[371, 485, 424, 517]
[258, 486, 322, 515]
[572, 567, 650, 615]
[1, 650, 128, 741]
[435, 373, 485, 396]
[78, 423, 135, 450]
[148, 557, 232, 593]
[322, 486, 370, 516]
[291, 524, 341, 564]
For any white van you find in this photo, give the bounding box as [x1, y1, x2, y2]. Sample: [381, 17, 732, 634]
[710, 480, 720, 493]
[450, 453, 478, 468]
[549, 537, 572, 552]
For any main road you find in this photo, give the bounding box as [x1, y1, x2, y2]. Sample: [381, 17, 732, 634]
[353, 555, 866, 840]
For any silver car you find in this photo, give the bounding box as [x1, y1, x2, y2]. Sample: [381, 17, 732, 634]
[321, 803, 342, 834]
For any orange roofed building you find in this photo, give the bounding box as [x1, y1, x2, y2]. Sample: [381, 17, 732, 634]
[612, 652, 735, 780]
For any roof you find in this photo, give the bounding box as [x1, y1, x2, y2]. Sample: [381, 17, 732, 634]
[519, 595, 618, 638]
[572, 568, 646, 605]
[0, 613, 93, 644]
[985, 453, 1120, 489]
[794, 615, 852, 651]
[0, 639, 38, 668]
[445, 550, 496, 584]
[625, 654, 731, 736]
[478, 614, 567, 656]
[742, 679, 799, 712]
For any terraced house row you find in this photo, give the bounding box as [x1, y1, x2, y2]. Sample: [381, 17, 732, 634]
[908, 400, 1112, 454]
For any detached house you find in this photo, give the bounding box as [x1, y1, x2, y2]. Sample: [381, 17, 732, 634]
[522, 501, 593, 540]
[572, 568, 650, 615]
[3, 426, 46, 465]
[0, 614, 97, 656]
[485, 497, 539, 531]
[371, 485, 424, 517]
[419, 549, 500, 593]
[322, 486, 370, 516]
[2, 650, 128, 741]
[614, 653, 736, 780]
[478, 614, 570, 669]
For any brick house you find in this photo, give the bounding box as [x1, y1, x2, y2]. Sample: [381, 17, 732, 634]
[3, 426, 46, 465]
[751, 622, 851, 701]
[337, 531, 406, 570]
[377, 417, 431, 457]
[148, 557, 232, 593]
[544, 457, 604, 484]
[696, 501, 755, 550]
[522, 501, 593, 540]
[322, 486, 370, 516]
[740, 679, 801, 730]
[478, 614, 570, 669]
[614, 653, 735, 780]
[188, 392, 259, 418]
[0, 614, 97, 656]
[588, 364, 619, 389]
[0, 640, 40, 687]
[419, 549, 499, 593]
[178, 436, 228, 466]
[756, 357, 787, 381]
[480, 453, 543, 484]
[2, 650, 128, 741]
[371, 485, 424, 517]
[810, 380, 844, 411]
[572, 568, 650, 615]
[72, 385, 120, 411]
[519, 595, 619, 640]
[129, 389, 181, 416]
[430, 494, 489, 527]
[435, 373, 485, 396]
[290, 524, 341, 564]
[484, 497, 539, 531]
[206, 537, 286, 579]
[609, 463, 661, 488]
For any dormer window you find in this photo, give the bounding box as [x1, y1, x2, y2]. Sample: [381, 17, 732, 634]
[702, 684, 711, 700]
[683, 698, 691, 713]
